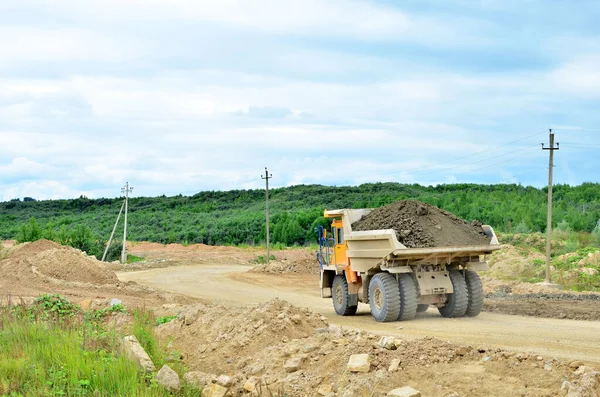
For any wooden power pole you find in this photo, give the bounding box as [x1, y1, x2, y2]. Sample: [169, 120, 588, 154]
[121, 182, 134, 264]
[541, 129, 559, 286]
[261, 168, 272, 264]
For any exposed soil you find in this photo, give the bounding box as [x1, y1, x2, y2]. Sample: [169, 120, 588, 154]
[0, 240, 196, 308]
[352, 200, 491, 248]
[155, 299, 598, 397]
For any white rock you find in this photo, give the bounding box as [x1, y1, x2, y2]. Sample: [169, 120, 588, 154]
[216, 375, 232, 387]
[387, 386, 421, 397]
[378, 336, 397, 350]
[122, 335, 155, 372]
[202, 384, 228, 397]
[284, 357, 303, 373]
[388, 359, 401, 372]
[582, 267, 598, 276]
[347, 354, 370, 373]
[318, 384, 333, 396]
[183, 371, 217, 387]
[243, 377, 258, 392]
[156, 365, 180, 392]
[110, 298, 122, 306]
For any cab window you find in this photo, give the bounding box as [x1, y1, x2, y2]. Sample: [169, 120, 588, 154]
[337, 228, 344, 245]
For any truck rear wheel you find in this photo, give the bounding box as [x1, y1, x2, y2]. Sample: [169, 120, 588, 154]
[332, 275, 357, 316]
[438, 269, 468, 318]
[369, 273, 401, 322]
[397, 274, 418, 321]
[465, 270, 484, 317]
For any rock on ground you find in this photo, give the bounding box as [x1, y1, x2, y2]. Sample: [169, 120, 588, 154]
[202, 383, 228, 397]
[183, 371, 217, 388]
[156, 364, 180, 392]
[387, 386, 421, 397]
[347, 354, 371, 373]
[122, 335, 155, 372]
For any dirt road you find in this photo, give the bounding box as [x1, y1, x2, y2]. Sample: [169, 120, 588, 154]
[118, 262, 600, 364]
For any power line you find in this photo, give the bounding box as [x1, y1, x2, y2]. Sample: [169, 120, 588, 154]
[413, 145, 536, 177]
[376, 130, 546, 179]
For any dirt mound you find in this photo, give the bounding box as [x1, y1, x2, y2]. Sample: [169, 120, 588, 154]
[2, 240, 118, 285]
[156, 298, 327, 374]
[352, 200, 490, 248]
[6, 239, 62, 260]
[486, 244, 545, 281]
[157, 300, 584, 396]
[0, 240, 196, 309]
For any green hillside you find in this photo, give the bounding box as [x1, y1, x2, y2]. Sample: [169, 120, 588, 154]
[1, 183, 599, 248]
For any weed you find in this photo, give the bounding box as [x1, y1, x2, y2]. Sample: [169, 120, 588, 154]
[252, 255, 276, 264]
[127, 254, 144, 264]
[156, 315, 178, 326]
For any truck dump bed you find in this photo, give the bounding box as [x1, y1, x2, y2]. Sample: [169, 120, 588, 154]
[326, 208, 502, 273]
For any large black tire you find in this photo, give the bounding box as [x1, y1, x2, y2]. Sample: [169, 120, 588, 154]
[438, 268, 468, 318]
[417, 304, 429, 313]
[369, 273, 401, 322]
[332, 275, 358, 316]
[465, 270, 484, 317]
[397, 274, 418, 321]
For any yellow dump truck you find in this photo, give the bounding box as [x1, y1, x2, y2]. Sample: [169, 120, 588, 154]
[317, 209, 501, 322]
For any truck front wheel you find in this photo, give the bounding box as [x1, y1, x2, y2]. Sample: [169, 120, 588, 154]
[369, 273, 401, 322]
[332, 275, 358, 316]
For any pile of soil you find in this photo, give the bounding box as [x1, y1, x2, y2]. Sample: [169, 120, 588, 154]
[2, 240, 118, 284]
[352, 200, 491, 248]
[156, 300, 590, 397]
[0, 240, 195, 308]
[156, 299, 327, 374]
[250, 249, 319, 275]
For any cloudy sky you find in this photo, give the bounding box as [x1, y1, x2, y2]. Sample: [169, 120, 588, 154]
[1, 0, 599, 200]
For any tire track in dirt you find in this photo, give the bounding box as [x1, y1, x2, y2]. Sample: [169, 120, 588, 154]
[118, 262, 600, 364]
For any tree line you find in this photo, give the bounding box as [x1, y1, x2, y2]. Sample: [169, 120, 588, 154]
[2, 183, 599, 255]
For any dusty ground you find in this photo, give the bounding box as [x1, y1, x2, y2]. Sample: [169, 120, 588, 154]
[0, 240, 195, 308]
[118, 262, 600, 365]
[4, 239, 600, 396]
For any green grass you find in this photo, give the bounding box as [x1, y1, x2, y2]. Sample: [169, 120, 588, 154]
[156, 316, 178, 326]
[0, 297, 200, 397]
[127, 254, 144, 264]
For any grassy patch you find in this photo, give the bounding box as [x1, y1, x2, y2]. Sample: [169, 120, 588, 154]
[156, 315, 178, 326]
[0, 297, 200, 396]
[127, 254, 144, 264]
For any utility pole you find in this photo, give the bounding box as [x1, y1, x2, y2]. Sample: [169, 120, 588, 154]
[102, 200, 125, 262]
[121, 182, 134, 264]
[261, 168, 272, 264]
[541, 129, 559, 287]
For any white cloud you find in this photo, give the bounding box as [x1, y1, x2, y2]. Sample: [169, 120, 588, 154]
[550, 56, 600, 98]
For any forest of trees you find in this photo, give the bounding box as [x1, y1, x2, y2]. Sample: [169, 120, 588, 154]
[1, 183, 599, 250]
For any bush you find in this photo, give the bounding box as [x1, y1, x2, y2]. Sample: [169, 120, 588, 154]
[513, 221, 531, 234]
[17, 217, 42, 243]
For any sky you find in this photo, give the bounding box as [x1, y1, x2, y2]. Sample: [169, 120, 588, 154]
[1, 0, 599, 200]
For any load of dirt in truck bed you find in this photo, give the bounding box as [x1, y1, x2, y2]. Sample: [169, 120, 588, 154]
[352, 200, 491, 248]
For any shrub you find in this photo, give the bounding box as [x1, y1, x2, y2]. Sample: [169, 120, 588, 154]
[17, 217, 42, 243]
